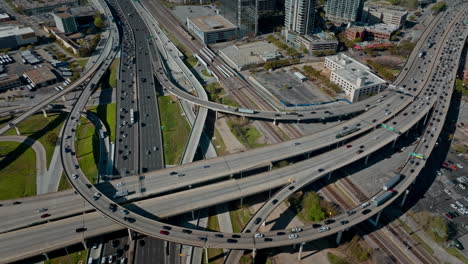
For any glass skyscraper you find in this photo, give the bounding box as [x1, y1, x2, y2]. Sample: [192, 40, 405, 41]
[325, 0, 364, 23]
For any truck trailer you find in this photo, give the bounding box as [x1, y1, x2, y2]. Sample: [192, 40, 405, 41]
[373, 190, 396, 206]
[383, 174, 403, 191]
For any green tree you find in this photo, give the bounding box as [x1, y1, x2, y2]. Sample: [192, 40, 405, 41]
[407, 0, 419, 9]
[45, 132, 58, 146]
[431, 1, 447, 13]
[303, 192, 326, 221]
[408, 15, 416, 21]
[93, 13, 104, 28]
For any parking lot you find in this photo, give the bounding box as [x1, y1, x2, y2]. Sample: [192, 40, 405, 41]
[252, 69, 335, 106]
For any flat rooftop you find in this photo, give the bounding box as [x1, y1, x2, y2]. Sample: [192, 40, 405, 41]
[189, 15, 236, 33]
[328, 54, 385, 87]
[220, 41, 279, 69]
[0, 74, 19, 83]
[0, 25, 35, 38]
[13, 0, 77, 9]
[0, 13, 10, 20]
[365, 23, 399, 34]
[25, 67, 56, 84]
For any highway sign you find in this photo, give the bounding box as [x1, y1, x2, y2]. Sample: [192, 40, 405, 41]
[409, 152, 425, 159]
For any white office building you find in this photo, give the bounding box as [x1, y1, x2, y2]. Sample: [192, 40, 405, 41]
[325, 54, 387, 102]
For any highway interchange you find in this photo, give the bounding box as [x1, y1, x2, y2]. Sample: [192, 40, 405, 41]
[0, 0, 467, 262]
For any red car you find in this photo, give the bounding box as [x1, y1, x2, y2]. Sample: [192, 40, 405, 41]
[160, 230, 169, 235]
[41, 213, 51, 218]
[442, 162, 449, 168]
[346, 145, 352, 148]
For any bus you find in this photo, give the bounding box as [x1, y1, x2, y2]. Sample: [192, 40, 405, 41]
[130, 108, 134, 124]
[336, 125, 360, 139]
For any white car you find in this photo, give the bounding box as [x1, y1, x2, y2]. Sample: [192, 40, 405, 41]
[459, 184, 466, 190]
[288, 234, 298, 239]
[444, 189, 452, 195]
[436, 170, 442, 176]
[450, 203, 458, 209]
[318, 226, 330, 233]
[291, 227, 302, 233]
[116, 182, 124, 187]
[456, 164, 464, 169]
[254, 233, 264, 238]
[361, 202, 370, 208]
[72, 174, 78, 179]
[456, 201, 464, 208]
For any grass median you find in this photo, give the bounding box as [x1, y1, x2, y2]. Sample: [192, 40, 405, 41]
[158, 96, 191, 165]
[75, 117, 100, 184]
[5, 113, 66, 168]
[108, 58, 119, 89]
[0, 142, 36, 200]
[88, 103, 116, 143]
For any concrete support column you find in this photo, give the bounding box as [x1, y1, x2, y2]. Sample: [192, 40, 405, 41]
[374, 211, 382, 226]
[268, 189, 271, 199]
[336, 231, 343, 245]
[42, 252, 49, 260]
[423, 112, 429, 125]
[192, 210, 195, 220]
[42, 108, 48, 118]
[62, 95, 66, 102]
[269, 163, 273, 171]
[164, 241, 168, 255]
[262, 221, 266, 227]
[298, 243, 305, 260]
[327, 172, 332, 181]
[14, 126, 20, 135]
[240, 197, 243, 207]
[252, 248, 256, 262]
[82, 240, 88, 249]
[405, 129, 410, 137]
[273, 119, 277, 126]
[297, 119, 300, 124]
[365, 154, 370, 165]
[400, 189, 410, 208]
[204, 248, 208, 264]
[215, 111, 218, 120]
[392, 138, 397, 148]
[307, 152, 310, 159]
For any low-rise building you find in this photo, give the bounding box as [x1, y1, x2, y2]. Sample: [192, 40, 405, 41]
[187, 15, 238, 44]
[24, 67, 57, 88]
[0, 26, 37, 49]
[365, 23, 398, 40]
[325, 54, 387, 102]
[0, 13, 11, 22]
[21, 50, 41, 64]
[345, 26, 366, 41]
[52, 6, 95, 33]
[12, 0, 79, 15]
[0, 74, 21, 91]
[285, 29, 339, 52]
[363, 5, 407, 28]
[220, 41, 280, 70]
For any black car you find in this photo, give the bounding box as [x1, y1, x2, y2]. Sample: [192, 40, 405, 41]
[341, 220, 349, 225]
[288, 186, 295, 190]
[347, 210, 356, 216]
[12, 201, 22, 205]
[318, 168, 324, 172]
[312, 223, 322, 228]
[124, 217, 135, 223]
[272, 199, 278, 204]
[264, 237, 273, 242]
[109, 204, 117, 212]
[75, 227, 87, 232]
[111, 240, 120, 248]
[254, 217, 262, 224]
[362, 209, 371, 215]
[215, 234, 224, 238]
[182, 229, 192, 234]
[162, 226, 172, 230]
[197, 237, 207, 241]
[227, 239, 238, 243]
[232, 234, 241, 238]
[324, 219, 335, 225]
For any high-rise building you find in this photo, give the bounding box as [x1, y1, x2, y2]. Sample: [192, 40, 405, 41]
[284, 0, 315, 35]
[219, 0, 279, 37]
[326, 0, 364, 24]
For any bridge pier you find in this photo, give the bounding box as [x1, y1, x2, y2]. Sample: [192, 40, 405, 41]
[252, 248, 256, 263]
[42, 252, 49, 260]
[423, 112, 429, 125]
[268, 188, 271, 198]
[336, 231, 343, 245]
[191, 210, 195, 220]
[269, 162, 273, 171]
[240, 197, 243, 207]
[215, 111, 218, 120]
[14, 126, 21, 135]
[374, 211, 382, 226]
[392, 138, 397, 148]
[42, 108, 48, 118]
[327, 172, 332, 181]
[298, 242, 305, 260]
[297, 119, 300, 124]
[400, 189, 410, 208]
[62, 95, 66, 102]
[82, 240, 88, 249]
[127, 229, 136, 241]
[365, 154, 370, 165]
[273, 119, 277, 125]
[204, 248, 208, 264]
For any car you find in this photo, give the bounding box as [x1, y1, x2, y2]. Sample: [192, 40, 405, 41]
[341, 220, 349, 225]
[347, 210, 356, 216]
[288, 186, 295, 190]
[123, 217, 135, 223]
[346, 144, 352, 148]
[162, 226, 172, 230]
[361, 202, 370, 208]
[109, 204, 117, 212]
[264, 237, 273, 242]
[324, 219, 335, 225]
[36, 208, 47, 213]
[272, 199, 278, 204]
[197, 236, 207, 241]
[227, 239, 238, 243]
[75, 227, 87, 232]
[13, 201, 21, 205]
[254, 217, 262, 224]
[120, 209, 129, 215]
[318, 226, 330, 233]
[444, 188, 452, 195]
[362, 209, 372, 215]
[182, 229, 192, 234]
[41, 213, 50, 218]
[445, 212, 455, 219]
[459, 184, 466, 190]
[312, 223, 322, 228]
[254, 233, 264, 238]
[232, 234, 241, 238]
[72, 173, 79, 179]
[291, 227, 302, 233]
[318, 168, 325, 172]
[215, 234, 224, 238]
[288, 234, 298, 239]
[116, 182, 124, 187]
[169, 171, 178, 175]
[356, 150, 364, 154]
[93, 193, 101, 200]
[203, 165, 210, 168]
[451, 203, 458, 209]
[160, 230, 169, 235]
[108, 255, 116, 263]
[74, 164, 79, 169]
[359, 145, 365, 149]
